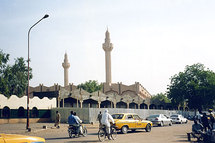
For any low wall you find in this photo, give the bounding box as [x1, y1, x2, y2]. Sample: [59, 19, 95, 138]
[51, 108, 195, 124]
[0, 118, 51, 124]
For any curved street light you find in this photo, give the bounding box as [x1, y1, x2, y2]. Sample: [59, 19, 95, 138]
[27, 14, 49, 130]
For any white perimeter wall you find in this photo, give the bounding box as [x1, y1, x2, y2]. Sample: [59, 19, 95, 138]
[0, 94, 56, 109]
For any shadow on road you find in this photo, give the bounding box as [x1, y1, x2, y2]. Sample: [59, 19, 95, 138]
[65, 140, 99, 143]
[174, 134, 190, 142]
[45, 137, 70, 140]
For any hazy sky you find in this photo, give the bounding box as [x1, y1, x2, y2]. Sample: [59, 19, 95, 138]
[1, 0, 215, 95]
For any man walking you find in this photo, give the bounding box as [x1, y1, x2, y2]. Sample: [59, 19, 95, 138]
[54, 111, 61, 128]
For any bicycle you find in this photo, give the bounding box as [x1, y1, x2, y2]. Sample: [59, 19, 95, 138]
[98, 123, 117, 142]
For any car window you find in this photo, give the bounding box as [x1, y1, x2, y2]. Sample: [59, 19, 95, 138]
[170, 115, 178, 118]
[112, 114, 124, 119]
[125, 115, 133, 120]
[133, 115, 141, 120]
[164, 115, 169, 119]
[148, 115, 159, 118]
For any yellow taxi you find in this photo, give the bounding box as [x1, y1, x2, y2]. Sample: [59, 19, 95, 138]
[0, 133, 45, 143]
[112, 113, 153, 134]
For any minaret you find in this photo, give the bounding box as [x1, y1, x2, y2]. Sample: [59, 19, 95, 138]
[103, 29, 113, 85]
[62, 52, 70, 87]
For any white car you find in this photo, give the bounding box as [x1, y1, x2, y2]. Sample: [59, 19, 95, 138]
[146, 114, 172, 126]
[170, 114, 188, 124]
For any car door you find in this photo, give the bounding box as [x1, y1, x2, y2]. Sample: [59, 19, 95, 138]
[162, 114, 169, 125]
[125, 114, 136, 129]
[133, 115, 144, 128]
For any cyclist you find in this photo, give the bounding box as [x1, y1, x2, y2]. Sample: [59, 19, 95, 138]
[101, 109, 114, 140]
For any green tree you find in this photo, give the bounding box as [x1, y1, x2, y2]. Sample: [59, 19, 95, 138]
[167, 63, 215, 110]
[77, 80, 102, 93]
[0, 50, 32, 98]
[151, 93, 171, 105]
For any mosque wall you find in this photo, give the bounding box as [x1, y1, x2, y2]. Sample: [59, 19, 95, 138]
[0, 94, 56, 109]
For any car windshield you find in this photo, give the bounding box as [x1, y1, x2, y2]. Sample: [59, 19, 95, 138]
[148, 115, 159, 118]
[171, 115, 178, 118]
[112, 114, 124, 119]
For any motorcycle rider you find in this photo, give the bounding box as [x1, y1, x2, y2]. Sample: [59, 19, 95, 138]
[73, 112, 82, 134]
[68, 111, 80, 136]
[101, 109, 114, 140]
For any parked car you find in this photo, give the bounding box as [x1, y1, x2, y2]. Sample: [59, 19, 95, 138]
[112, 113, 153, 134]
[0, 133, 45, 143]
[146, 114, 172, 126]
[170, 114, 188, 124]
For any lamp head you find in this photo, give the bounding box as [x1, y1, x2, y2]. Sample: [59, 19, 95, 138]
[43, 14, 49, 19]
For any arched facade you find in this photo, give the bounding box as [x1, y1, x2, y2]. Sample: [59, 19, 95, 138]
[2, 106, 10, 118]
[18, 106, 25, 118]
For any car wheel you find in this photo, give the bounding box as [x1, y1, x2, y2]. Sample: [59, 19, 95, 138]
[185, 120, 188, 124]
[169, 121, 172, 126]
[121, 126, 128, 134]
[160, 121, 164, 127]
[145, 124, 151, 132]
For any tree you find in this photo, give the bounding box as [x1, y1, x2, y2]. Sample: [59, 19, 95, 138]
[0, 50, 32, 98]
[151, 93, 171, 105]
[167, 63, 215, 110]
[77, 80, 102, 93]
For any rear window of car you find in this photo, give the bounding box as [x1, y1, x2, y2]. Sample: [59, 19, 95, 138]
[148, 115, 159, 118]
[112, 114, 124, 119]
[171, 115, 178, 118]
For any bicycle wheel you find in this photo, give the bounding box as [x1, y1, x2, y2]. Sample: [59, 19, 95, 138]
[111, 128, 117, 140]
[98, 128, 106, 142]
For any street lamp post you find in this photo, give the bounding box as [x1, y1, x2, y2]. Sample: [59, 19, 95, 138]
[27, 14, 49, 130]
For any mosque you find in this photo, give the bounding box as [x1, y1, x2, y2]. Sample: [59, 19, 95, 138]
[29, 30, 153, 109]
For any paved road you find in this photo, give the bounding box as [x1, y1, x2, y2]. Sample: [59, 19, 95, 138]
[23, 122, 193, 143]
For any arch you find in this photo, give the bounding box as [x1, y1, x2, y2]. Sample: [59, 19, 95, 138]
[63, 97, 81, 108]
[100, 100, 113, 108]
[18, 106, 25, 118]
[140, 103, 148, 109]
[105, 90, 118, 95]
[149, 104, 157, 109]
[165, 105, 172, 110]
[121, 90, 137, 98]
[2, 106, 10, 118]
[158, 105, 165, 110]
[129, 102, 138, 109]
[116, 101, 127, 108]
[83, 99, 98, 108]
[31, 107, 38, 118]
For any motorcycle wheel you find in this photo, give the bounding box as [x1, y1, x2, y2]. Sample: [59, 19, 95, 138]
[82, 127, 88, 137]
[68, 130, 73, 138]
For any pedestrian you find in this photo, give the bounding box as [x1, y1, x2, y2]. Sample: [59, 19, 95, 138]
[97, 111, 102, 128]
[208, 109, 215, 130]
[54, 111, 61, 128]
[201, 113, 209, 132]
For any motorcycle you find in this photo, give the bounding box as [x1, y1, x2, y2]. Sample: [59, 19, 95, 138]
[68, 124, 87, 138]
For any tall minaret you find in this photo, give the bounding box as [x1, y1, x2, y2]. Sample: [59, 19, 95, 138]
[62, 52, 70, 87]
[103, 29, 113, 85]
